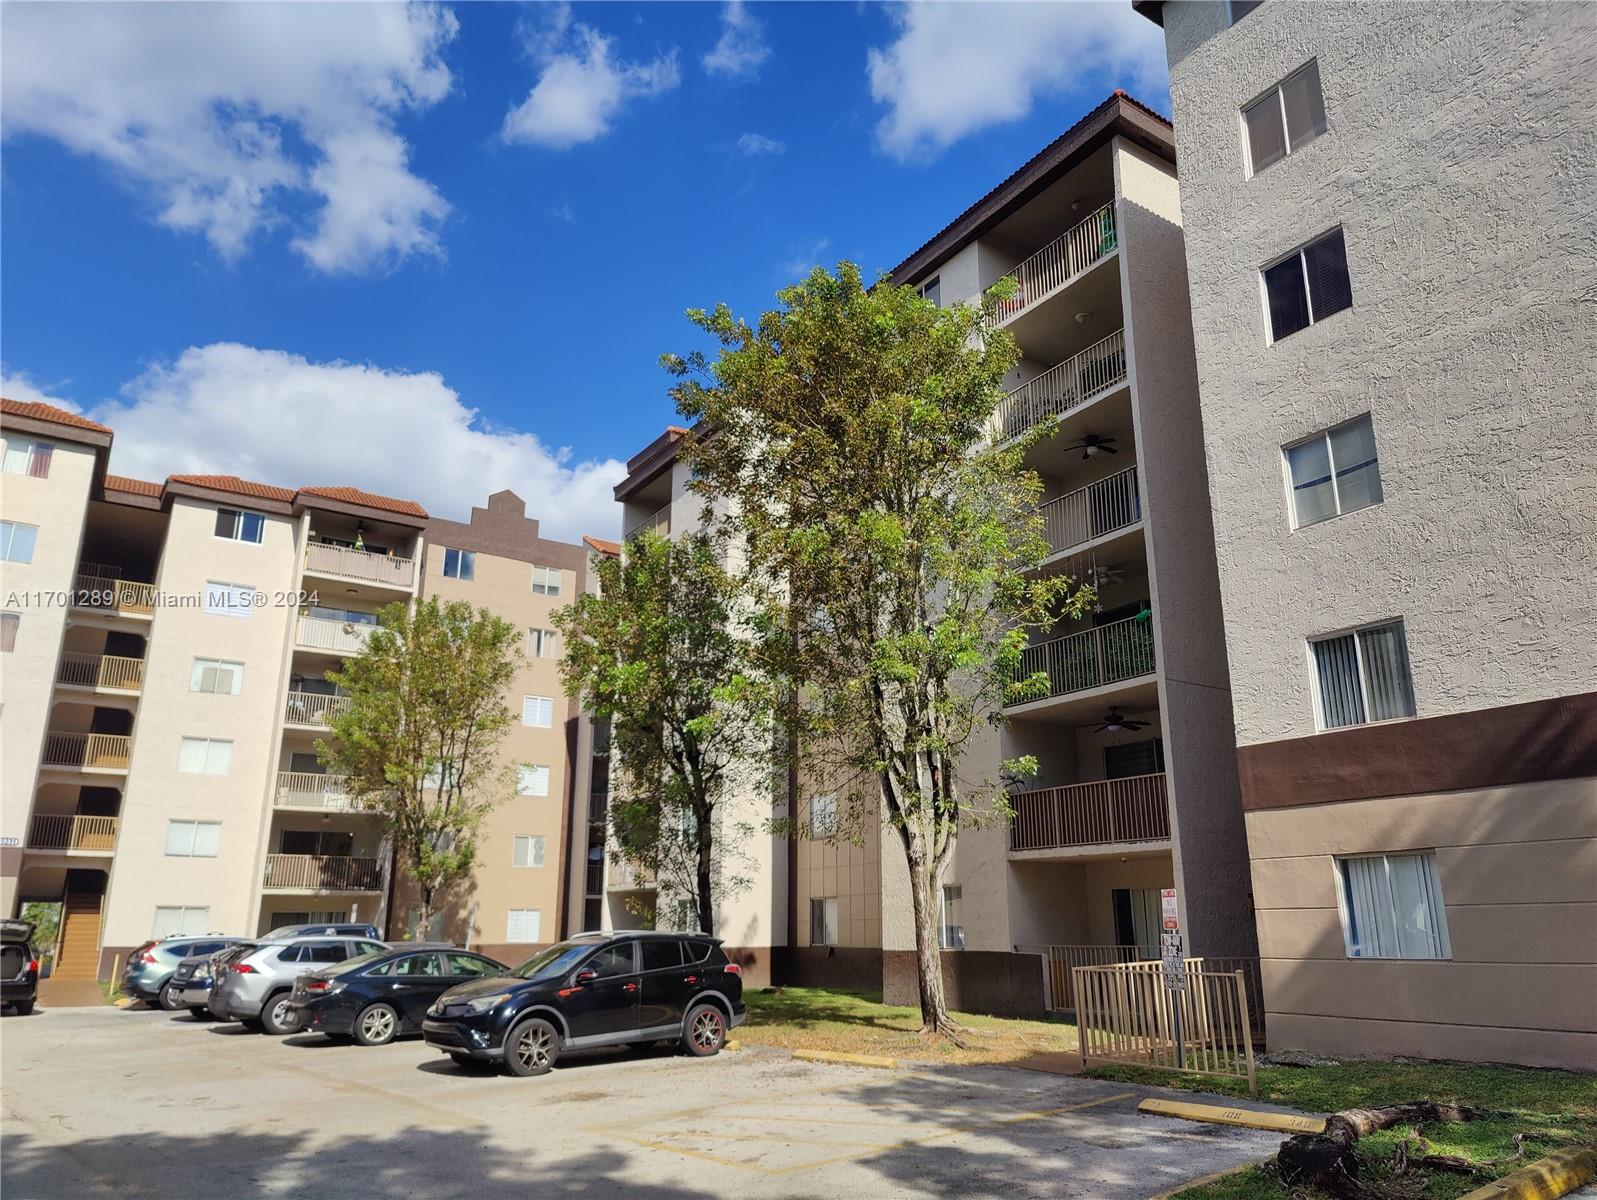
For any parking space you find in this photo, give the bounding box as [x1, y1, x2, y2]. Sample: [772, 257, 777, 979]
[1, 1006, 1287, 1199]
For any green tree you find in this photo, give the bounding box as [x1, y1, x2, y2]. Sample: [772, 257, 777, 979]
[555, 530, 773, 937]
[319, 596, 523, 938]
[665, 264, 1091, 1037]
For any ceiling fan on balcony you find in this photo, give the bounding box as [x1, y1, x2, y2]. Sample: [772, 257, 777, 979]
[1061, 432, 1118, 459]
[1091, 707, 1149, 733]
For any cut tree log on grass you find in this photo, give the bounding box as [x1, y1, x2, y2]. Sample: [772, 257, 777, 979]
[1276, 1102, 1484, 1198]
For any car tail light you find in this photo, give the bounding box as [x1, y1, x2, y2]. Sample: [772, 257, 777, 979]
[137, 952, 158, 964]
[723, 963, 742, 976]
[27, 960, 39, 973]
[305, 979, 331, 992]
[230, 963, 256, 974]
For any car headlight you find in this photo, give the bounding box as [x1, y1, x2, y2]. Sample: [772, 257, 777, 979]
[463, 992, 511, 1015]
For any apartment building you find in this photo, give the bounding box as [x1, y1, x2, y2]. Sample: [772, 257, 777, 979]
[1134, 1, 1596, 1068]
[0, 398, 585, 982]
[606, 92, 1256, 1013]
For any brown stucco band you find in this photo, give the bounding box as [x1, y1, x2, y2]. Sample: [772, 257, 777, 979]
[881, 950, 1046, 1019]
[1237, 692, 1597, 811]
[776, 946, 884, 994]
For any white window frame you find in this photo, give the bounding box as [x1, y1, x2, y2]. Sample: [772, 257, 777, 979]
[189, 657, 245, 695]
[1333, 851, 1451, 961]
[177, 736, 233, 775]
[517, 763, 550, 797]
[916, 276, 941, 307]
[809, 896, 838, 947]
[442, 547, 476, 581]
[213, 507, 265, 544]
[809, 794, 837, 838]
[512, 835, 546, 868]
[165, 820, 222, 857]
[939, 884, 966, 950]
[531, 565, 562, 596]
[505, 908, 543, 943]
[1259, 226, 1350, 345]
[1281, 413, 1381, 529]
[2, 436, 53, 478]
[0, 521, 38, 564]
[203, 581, 255, 619]
[1307, 618, 1415, 731]
[521, 695, 554, 728]
[151, 906, 211, 938]
[1241, 60, 1325, 178]
[528, 627, 557, 658]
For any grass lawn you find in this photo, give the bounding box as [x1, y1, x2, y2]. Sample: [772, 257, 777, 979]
[739, 986, 1079, 1066]
[1084, 1061, 1597, 1199]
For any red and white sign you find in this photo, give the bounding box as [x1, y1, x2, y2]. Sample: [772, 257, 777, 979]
[1161, 887, 1179, 931]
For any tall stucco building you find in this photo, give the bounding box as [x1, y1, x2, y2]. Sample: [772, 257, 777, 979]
[1133, 0, 1597, 1068]
[1, 398, 587, 983]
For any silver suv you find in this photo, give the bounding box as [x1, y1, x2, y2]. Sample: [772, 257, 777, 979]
[209, 936, 386, 1034]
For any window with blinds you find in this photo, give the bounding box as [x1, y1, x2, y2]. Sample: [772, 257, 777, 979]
[506, 909, 542, 942]
[1284, 414, 1383, 527]
[2, 436, 54, 478]
[512, 835, 545, 868]
[1243, 61, 1326, 176]
[1311, 620, 1416, 729]
[1262, 228, 1353, 342]
[1337, 852, 1450, 959]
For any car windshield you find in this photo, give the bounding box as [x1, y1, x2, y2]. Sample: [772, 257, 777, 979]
[512, 943, 593, 981]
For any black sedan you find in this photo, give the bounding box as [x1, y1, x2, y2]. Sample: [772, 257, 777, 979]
[287, 945, 508, 1046]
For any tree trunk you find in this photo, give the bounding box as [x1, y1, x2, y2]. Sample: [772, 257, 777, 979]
[696, 799, 715, 936]
[1277, 1102, 1483, 1197]
[415, 885, 434, 942]
[905, 851, 957, 1038]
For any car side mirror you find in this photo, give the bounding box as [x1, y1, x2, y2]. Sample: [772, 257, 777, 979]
[574, 969, 597, 985]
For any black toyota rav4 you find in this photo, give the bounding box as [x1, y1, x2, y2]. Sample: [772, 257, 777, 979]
[421, 931, 744, 1077]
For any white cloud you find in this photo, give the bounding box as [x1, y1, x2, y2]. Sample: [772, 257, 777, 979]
[703, 1, 771, 81]
[867, 1, 1168, 161]
[0, 2, 456, 273]
[502, 5, 679, 149]
[81, 344, 626, 542]
[780, 237, 831, 281]
[737, 132, 786, 156]
[1, 369, 80, 412]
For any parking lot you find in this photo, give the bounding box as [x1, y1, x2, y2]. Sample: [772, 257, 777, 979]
[1, 1005, 1289, 1199]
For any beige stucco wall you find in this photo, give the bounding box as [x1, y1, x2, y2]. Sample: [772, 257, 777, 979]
[0, 436, 97, 913]
[1159, 0, 1597, 747]
[1247, 778, 1597, 1069]
[103, 497, 301, 946]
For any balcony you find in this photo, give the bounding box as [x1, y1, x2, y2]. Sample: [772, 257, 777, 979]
[1040, 465, 1141, 558]
[624, 504, 671, 541]
[1009, 773, 1169, 852]
[27, 814, 119, 853]
[303, 541, 417, 591]
[274, 771, 365, 811]
[283, 691, 352, 726]
[71, 567, 157, 618]
[605, 860, 655, 892]
[56, 652, 145, 694]
[992, 203, 1117, 327]
[996, 329, 1128, 443]
[41, 731, 131, 772]
[1008, 614, 1155, 707]
[262, 853, 382, 891]
[295, 615, 375, 655]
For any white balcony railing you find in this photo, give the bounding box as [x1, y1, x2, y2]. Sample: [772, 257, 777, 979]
[606, 860, 655, 891]
[274, 771, 364, 811]
[1009, 773, 1169, 852]
[56, 652, 145, 693]
[624, 504, 671, 541]
[993, 202, 1118, 326]
[296, 615, 375, 655]
[27, 813, 119, 853]
[996, 329, 1128, 442]
[1009, 614, 1155, 705]
[41, 732, 132, 771]
[1039, 465, 1141, 556]
[263, 853, 382, 891]
[304, 542, 417, 590]
[283, 691, 352, 726]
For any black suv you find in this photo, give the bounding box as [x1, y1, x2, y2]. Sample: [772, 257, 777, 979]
[2, 919, 40, 1016]
[421, 932, 744, 1077]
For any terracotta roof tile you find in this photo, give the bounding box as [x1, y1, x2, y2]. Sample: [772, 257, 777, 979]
[104, 474, 163, 498]
[1, 397, 113, 435]
[167, 473, 296, 503]
[583, 536, 621, 556]
[297, 485, 428, 518]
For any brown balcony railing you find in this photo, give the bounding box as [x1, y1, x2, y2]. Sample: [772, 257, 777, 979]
[41, 731, 131, 770]
[274, 771, 364, 811]
[27, 814, 118, 852]
[262, 853, 382, 891]
[1039, 465, 1141, 556]
[995, 329, 1128, 442]
[304, 542, 417, 590]
[1008, 614, 1155, 705]
[1009, 773, 1169, 852]
[56, 652, 145, 693]
[283, 691, 352, 726]
[72, 567, 157, 616]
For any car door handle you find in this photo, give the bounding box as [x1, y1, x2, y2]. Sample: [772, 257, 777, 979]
[623, 982, 638, 993]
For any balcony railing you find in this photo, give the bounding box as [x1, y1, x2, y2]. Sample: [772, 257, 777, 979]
[263, 853, 382, 891]
[1010, 772, 1169, 852]
[304, 542, 417, 590]
[295, 615, 375, 655]
[996, 329, 1128, 442]
[56, 652, 145, 693]
[993, 203, 1117, 326]
[1040, 465, 1141, 557]
[605, 860, 655, 891]
[1009, 614, 1155, 705]
[27, 814, 119, 853]
[274, 771, 364, 811]
[41, 731, 132, 771]
[624, 504, 671, 541]
[72, 568, 157, 617]
[283, 691, 352, 726]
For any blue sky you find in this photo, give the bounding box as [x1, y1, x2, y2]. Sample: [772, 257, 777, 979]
[1, 1, 1167, 539]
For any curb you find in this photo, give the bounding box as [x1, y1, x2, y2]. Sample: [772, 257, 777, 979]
[1137, 1097, 1326, 1134]
[1146, 1161, 1260, 1200]
[792, 1049, 899, 1070]
[1458, 1147, 1597, 1200]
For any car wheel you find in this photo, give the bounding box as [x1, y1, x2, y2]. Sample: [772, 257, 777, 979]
[260, 992, 298, 1036]
[157, 982, 184, 1011]
[11, 1000, 33, 1016]
[503, 1017, 560, 1078]
[682, 1002, 726, 1057]
[354, 1003, 399, 1047]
